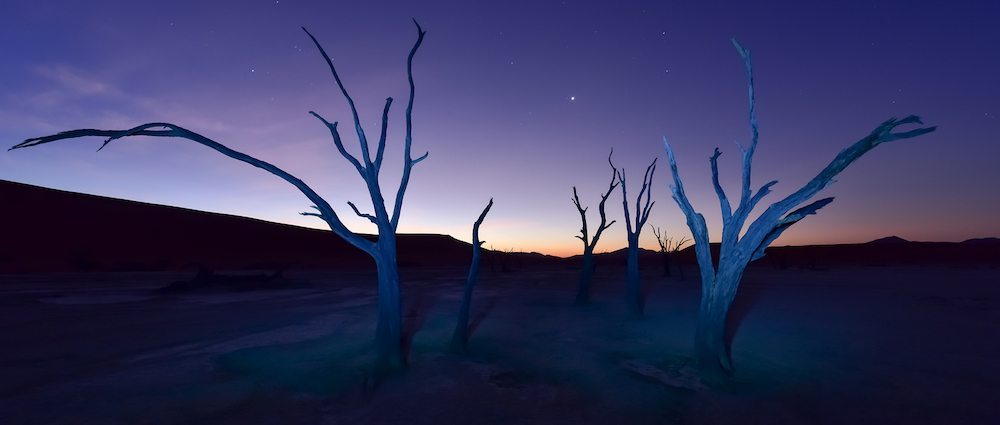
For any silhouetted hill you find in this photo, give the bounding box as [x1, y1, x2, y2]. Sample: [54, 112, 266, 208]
[0, 180, 555, 273]
[961, 237, 1000, 246]
[866, 236, 910, 245]
[1, 180, 995, 273]
[760, 239, 999, 268]
[579, 237, 999, 269]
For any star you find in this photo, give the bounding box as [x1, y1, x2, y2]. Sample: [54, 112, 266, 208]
[570, 96, 576, 101]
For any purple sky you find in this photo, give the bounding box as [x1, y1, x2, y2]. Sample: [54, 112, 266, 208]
[2, 0, 998, 257]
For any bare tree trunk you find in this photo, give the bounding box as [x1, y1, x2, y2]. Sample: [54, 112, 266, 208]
[662, 252, 673, 277]
[374, 245, 404, 371]
[574, 247, 596, 305]
[693, 268, 741, 381]
[451, 271, 475, 351]
[451, 199, 493, 353]
[625, 236, 642, 316]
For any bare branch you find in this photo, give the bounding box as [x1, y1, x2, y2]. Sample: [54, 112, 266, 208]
[391, 20, 428, 230]
[635, 158, 657, 230]
[374, 97, 393, 172]
[740, 116, 935, 261]
[651, 225, 667, 252]
[590, 157, 619, 250]
[746, 180, 778, 213]
[473, 198, 494, 234]
[347, 200, 377, 224]
[302, 204, 325, 219]
[749, 197, 834, 261]
[663, 136, 715, 282]
[308, 111, 366, 178]
[572, 186, 589, 245]
[303, 27, 373, 167]
[10, 123, 375, 254]
[610, 151, 633, 236]
[709, 148, 733, 221]
[672, 236, 691, 253]
[731, 38, 758, 211]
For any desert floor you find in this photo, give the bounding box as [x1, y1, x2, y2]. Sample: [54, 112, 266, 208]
[1, 265, 998, 424]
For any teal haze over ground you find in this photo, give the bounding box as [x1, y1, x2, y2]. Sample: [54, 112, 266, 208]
[1, 0, 997, 256]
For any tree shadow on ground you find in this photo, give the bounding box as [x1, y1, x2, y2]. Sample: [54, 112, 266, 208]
[401, 286, 436, 360]
[725, 280, 765, 360]
[467, 295, 499, 339]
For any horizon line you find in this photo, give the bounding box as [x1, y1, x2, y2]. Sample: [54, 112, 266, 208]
[3, 178, 993, 259]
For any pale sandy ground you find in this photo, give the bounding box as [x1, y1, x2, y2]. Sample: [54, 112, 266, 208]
[0, 265, 998, 424]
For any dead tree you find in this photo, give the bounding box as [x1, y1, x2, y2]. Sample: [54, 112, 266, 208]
[572, 151, 619, 305]
[451, 198, 493, 353]
[662, 39, 936, 381]
[650, 225, 690, 279]
[487, 244, 497, 272]
[610, 152, 656, 317]
[500, 247, 514, 273]
[9, 22, 432, 373]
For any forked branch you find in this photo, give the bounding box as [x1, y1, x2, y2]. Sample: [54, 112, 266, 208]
[572, 150, 620, 250]
[610, 151, 656, 237]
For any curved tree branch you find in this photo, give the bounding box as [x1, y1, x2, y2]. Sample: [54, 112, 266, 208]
[391, 20, 428, 230]
[10, 123, 375, 254]
[347, 200, 378, 224]
[636, 158, 657, 231]
[739, 115, 936, 263]
[709, 148, 732, 221]
[572, 186, 589, 246]
[663, 136, 716, 283]
[749, 197, 834, 261]
[590, 157, 620, 250]
[374, 97, 393, 172]
[308, 111, 366, 178]
[303, 27, 373, 167]
[732, 38, 759, 210]
[610, 152, 633, 236]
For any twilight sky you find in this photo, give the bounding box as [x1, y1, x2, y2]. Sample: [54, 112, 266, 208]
[2, 0, 998, 257]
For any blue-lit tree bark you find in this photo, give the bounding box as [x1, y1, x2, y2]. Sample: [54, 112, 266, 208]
[9, 22, 430, 373]
[451, 198, 493, 353]
[610, 152, 657, 317]
[662, 39, 936, 381]
[571, 151, 619, 305]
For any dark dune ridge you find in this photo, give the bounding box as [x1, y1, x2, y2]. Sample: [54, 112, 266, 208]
[0, 180, 556, 273]
[1, 179, 996, 273]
